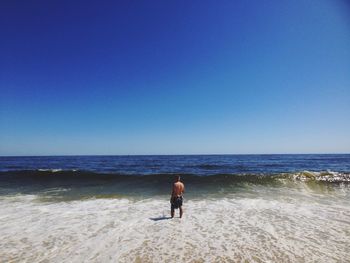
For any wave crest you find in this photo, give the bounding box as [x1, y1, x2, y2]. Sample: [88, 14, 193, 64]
[0, 169, 349, 184]
[291, 170, 350, 183]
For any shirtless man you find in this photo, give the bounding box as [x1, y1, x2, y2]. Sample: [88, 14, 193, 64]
[170, 175, 185, 218]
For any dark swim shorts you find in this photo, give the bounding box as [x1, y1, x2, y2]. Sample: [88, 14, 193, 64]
[171, 196, 183, 209]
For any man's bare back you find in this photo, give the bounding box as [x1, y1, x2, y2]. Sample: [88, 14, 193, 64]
[170, 176, 185, 218]
[172, 181, 184, 197]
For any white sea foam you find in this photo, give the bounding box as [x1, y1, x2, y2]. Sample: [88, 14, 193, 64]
[0, 189, 349, 263]
[38, 169, 63, 173]
[292, 170, 350, 183]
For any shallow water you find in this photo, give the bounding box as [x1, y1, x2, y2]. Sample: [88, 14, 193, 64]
[1, 184, 349, 263]
[1, 155, 349, 262]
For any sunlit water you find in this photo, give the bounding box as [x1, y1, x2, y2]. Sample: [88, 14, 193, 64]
[1, 184, 349, 262]
[1, 155, 350, 262]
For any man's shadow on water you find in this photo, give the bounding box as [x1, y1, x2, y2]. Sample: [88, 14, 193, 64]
[149, 216, 172, 221]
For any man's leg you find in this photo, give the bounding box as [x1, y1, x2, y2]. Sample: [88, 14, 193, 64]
[171, 206, 175, 218]
[179, 206, 183, 218]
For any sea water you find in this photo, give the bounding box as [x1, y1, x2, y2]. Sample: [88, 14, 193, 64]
[0, 155, 349, 262]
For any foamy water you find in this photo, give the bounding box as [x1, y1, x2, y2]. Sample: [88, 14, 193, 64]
[1, 186, 349, 263]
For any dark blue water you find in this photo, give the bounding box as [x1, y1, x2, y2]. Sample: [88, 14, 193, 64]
[0, 154, 349, 199]
[1, 154, 349, 174]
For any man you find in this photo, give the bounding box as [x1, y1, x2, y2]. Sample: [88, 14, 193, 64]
[170, 175, 185, 218]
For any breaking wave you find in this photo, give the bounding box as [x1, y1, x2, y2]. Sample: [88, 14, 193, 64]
[1, 169, 349, 185]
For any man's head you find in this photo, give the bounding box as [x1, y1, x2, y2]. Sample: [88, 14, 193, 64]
[175, 175, 181, 182]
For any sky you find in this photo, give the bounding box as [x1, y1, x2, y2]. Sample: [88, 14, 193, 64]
[0, 0, 349, 155]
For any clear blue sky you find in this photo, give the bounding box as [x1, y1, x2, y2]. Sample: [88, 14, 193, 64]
[1, 0, 349, 155]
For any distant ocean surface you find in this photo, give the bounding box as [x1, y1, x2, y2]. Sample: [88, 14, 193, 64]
[1, 154, 349, 262]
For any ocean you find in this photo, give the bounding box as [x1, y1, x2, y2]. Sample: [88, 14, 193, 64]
[0, 154, 349, 262]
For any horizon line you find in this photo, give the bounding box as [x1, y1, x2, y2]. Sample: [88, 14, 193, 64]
[1, 152, 349, 158]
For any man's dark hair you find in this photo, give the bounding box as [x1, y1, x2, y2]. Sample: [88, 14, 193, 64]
[176, 175, 181, 181]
